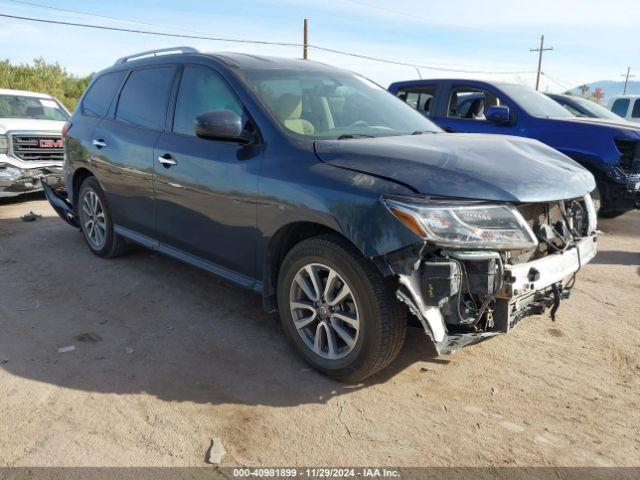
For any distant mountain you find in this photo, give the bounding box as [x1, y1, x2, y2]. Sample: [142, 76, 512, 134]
[568, 80, 640, 99]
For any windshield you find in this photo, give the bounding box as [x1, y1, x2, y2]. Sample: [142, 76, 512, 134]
[570, 96, 622, 120]
[0, 94, 69, 121]
[240, 69, 441, 139]
[500, 84, 574, 118]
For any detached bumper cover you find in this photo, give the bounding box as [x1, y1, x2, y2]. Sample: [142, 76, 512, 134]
[42, 179, 79, 228]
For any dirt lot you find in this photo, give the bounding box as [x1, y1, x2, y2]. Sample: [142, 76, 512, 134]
[0, 194, 639, 468]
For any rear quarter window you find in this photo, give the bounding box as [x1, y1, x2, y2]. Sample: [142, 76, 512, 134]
[82, 71, 126, 118]
[611, 98, 630, 117]
[396, 86, 437, 116]
[115, 67, 175, 130]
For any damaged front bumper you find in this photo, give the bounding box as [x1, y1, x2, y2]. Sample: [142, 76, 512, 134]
[0, 162, 63, 198]
[388, 208, 598, 356]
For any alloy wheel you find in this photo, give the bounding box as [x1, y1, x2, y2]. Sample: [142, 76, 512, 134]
[289, 263, 360, 360]
[80, 189, 107, 250]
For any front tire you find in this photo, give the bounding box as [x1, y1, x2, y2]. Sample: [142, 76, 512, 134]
[277, 235, 406, 382]
[77, 177, 129, 258]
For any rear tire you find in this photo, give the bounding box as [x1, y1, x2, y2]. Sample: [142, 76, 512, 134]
[277, 234, 406, 382]
[77, 177, 129, 258]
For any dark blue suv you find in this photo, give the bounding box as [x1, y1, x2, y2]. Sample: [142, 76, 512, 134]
[389, 79, 640, 217]
[44, 49, 597, 381]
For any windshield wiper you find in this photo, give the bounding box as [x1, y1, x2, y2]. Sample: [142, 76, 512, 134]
[337, 133, 375, 140]
[411, 130, 437, 135]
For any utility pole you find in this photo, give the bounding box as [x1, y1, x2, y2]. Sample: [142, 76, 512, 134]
[621, 67, 635, 95]
[530, 35, 553, 91]
[303, 19, 308, 60]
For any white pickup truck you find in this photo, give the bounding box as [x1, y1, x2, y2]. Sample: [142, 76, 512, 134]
[0, 88, 69, 198]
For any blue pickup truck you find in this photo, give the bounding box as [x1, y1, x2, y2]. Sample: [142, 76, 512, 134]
[388, 79, 640, 217]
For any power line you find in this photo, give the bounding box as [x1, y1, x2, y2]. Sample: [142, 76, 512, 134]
[0, 12, 302, 47]
[0, 12, 535, 75]
[4, 0, 221, 36]
[310, 43, 534, 74]
[342, 0, 438, 25]
[541, 71, 574, 90]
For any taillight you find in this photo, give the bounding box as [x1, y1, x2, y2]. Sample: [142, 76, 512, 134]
[61, 121, 72, 140]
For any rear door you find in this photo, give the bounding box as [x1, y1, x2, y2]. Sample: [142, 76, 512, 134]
[90, 66, 177, 238]
[152, 64, 261, 280]
[394, 84, 439, 118]
[67, 70, 127, 203]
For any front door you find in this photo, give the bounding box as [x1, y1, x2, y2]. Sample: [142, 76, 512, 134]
[436, 84, 519, 136]
[153, 64, 261, 280]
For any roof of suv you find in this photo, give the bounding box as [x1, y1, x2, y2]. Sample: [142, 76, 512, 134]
[106, 50, 341, 74]
[207, 52, 332, 70]
[0, 88, 55, 98]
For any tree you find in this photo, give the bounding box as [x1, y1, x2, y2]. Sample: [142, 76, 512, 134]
[0, 58, 92, 111]
[578, 84, 590, 98]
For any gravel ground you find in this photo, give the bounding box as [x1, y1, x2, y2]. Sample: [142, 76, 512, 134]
[0, 194, 639, 468]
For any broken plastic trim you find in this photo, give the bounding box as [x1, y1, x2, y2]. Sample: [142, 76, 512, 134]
[387, 247, 448, 350]
[42, 178, 79, 228]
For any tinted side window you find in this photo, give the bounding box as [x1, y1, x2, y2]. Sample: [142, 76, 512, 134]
[632, 100, 640, 119]
[397, 86, 436, 116]
[173, 65, 244, 136]
[82, 71, 126, 118]
[611, 98, 630, 117]
[116, 67, 175, 130]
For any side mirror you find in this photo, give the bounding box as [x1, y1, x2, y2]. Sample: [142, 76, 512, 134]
[195, 110, 254, 143]
[485, 105, 510, 124]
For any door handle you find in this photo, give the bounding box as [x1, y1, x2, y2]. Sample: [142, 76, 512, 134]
[92, 139, 107, 148]
[158, 154, 178, 168]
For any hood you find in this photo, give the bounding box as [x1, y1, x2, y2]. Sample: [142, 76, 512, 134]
[0, 118, 66, 134]
[314, 133, 595, 203]
[556, 116, 640, 130]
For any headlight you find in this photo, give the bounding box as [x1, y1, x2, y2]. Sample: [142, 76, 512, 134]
[382, 195, 538, 249]
[0, 135, 8, 154]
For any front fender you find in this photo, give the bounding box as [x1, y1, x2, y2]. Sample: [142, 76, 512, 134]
[258, 160, 420, 263]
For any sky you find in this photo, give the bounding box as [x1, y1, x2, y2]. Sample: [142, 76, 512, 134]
[0, 0, 638, 92]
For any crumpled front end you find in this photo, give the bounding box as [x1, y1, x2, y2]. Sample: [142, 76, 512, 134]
[0, 163, 63, 197]
[382, 194, 598, 354]
[0, 130, 65, 198]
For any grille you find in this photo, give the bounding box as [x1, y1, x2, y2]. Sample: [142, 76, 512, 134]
[11, 135, 64, 162]
[516, 201, 564, 230]
[614, 138, 640, 174]
[514, 199, 589, 262]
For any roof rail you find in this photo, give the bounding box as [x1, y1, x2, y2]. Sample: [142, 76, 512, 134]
[114, 47, 199, 65]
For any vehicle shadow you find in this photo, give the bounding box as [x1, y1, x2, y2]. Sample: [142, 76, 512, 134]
[0, 191, 45, 206]
[0, 214, 446, 408]
[591, 250, 640, 266]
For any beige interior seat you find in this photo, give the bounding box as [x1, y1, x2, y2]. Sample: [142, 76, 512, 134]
[274, 94, 315, 135]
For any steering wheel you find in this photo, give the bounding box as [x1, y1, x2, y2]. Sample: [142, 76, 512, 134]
[349, 120, 370, 128]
